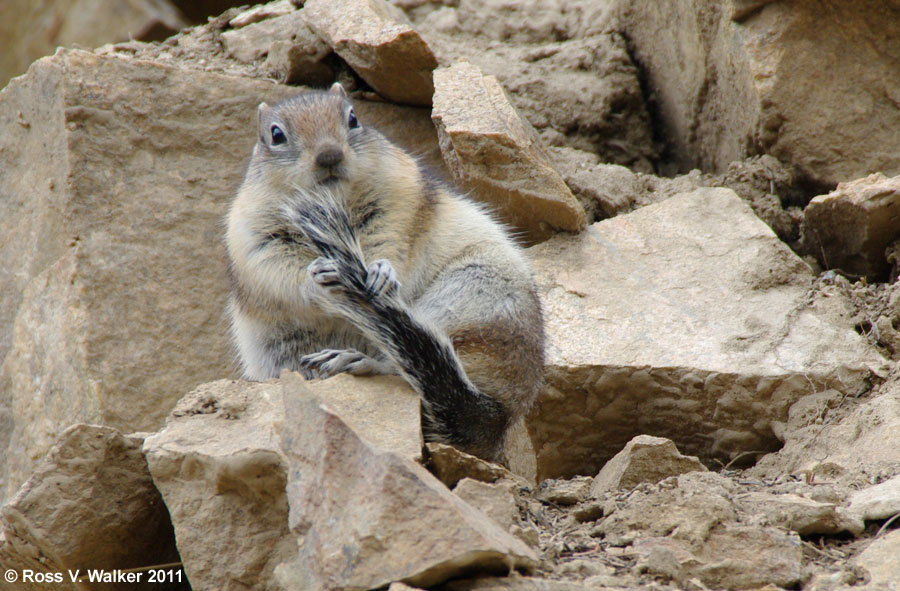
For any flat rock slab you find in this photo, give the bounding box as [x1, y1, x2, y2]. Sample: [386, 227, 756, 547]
[432, 61, 586, 244]
[803, 173, 900, 281]
[303, 0, 437, 105]
[526, 188, 884, 479]
[0, 425, 178, 591]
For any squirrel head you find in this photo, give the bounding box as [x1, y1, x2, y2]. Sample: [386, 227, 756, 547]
[249, 83, 365, 193]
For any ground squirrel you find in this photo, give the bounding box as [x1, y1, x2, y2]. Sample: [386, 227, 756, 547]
[225, 83, 545, 459]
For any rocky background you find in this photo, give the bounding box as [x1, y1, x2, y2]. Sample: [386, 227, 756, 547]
[1, 0, 900, 590]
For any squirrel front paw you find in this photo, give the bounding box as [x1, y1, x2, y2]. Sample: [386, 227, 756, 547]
[308, 257, 343, 288]
[307, 256, 400, 303]
[300, 348, 379, 378]
[365, 259, 400, 299]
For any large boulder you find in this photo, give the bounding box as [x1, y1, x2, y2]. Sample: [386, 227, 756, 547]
[612, 0, 900, 185]
[525, 188, 885, 480]
[0, 47, 444, 501]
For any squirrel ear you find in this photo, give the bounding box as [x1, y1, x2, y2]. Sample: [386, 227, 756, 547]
[257, 102, 272, 124]
[329, 82, 347, 97]
[257, 103, 272, 141]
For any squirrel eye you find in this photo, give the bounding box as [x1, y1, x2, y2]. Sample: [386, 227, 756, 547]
[348, 108, 359, 129]
[270, 124, 286, 145]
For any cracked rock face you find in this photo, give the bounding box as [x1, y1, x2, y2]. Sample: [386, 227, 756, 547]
[525, 188, 885, 480]
[613, 0, 900, 184]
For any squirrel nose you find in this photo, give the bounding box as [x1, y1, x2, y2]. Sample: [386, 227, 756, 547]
[315, 145, 344, 168]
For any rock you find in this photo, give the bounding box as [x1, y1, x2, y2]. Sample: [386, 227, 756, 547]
[597, 472, 804, 589]
[279, 380, 538, 590]
[572, 501, 605, 523]
[525, 188, 885, 480]
[431, 61, 586, 244]
[454, 478, 519, 533]
[594, 474, 737, 547]
[144, 372, 427, 591]
[734, 491, 864, 536]
[854, 529, 900, 589]
[803, 173, 900, 281]
[748, 380, 900, 486]
[221, 10, 321, 64]
[590, 435, 707, 495]
[143, 379, 295, 591]
[0, 0, 187, 89]
[632, 541, 684, 581]
[0, 47, 446, 500]
[691, 525, 804, 589]
[146, 373, 536, 591]
[535, 477, 592, 506]
[411, 4, 657, 170]
[228, 0, 296, 28]
[303, 0, 438, 106]
[554, 158, 650, 221]
[612, 0, 900, 184]
[288, 372, 423, 462]
[847, 475, 900, 522]
[425, 442, 512, 489]
[0, 425, 178, 591]
[265, 39, 334, 86]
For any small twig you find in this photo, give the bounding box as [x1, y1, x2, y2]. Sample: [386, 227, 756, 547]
[722, 450, 765, 471]
[801, 540, 844, 561]
[875, 512, 900, 539]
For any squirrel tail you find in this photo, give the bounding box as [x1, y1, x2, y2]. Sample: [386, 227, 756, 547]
[286, 189, 510, 457]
